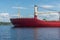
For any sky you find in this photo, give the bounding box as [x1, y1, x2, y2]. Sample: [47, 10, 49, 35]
[0, 0, 60, 22]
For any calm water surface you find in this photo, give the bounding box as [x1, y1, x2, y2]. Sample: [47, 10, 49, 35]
[0, 25, 60, 40]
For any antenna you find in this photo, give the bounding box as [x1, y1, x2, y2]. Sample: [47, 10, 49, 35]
[12, 7, 20, 18]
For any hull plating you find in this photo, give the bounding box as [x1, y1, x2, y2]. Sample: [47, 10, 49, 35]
[10, 18, 60, 28]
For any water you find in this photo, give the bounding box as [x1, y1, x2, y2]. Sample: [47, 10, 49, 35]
[0, 25, 60, 40]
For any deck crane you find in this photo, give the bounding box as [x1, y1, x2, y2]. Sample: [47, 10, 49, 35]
[38, 6, 60, 20]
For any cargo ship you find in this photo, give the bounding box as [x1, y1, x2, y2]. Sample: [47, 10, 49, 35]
[10, 5, 60, 28]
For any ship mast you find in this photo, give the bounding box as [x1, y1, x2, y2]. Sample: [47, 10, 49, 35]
[18, 8, 20, 18]
[12, 6, 20, 18]
[34, 5, 38, 19]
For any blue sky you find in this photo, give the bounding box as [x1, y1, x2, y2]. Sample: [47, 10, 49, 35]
[0, 0, 60, 22]
[0, 0, 60, 15]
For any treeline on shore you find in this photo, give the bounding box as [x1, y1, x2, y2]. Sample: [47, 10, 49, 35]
[0, 22, 12, 25]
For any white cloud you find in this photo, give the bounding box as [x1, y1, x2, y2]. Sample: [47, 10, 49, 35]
[10, 14, 34, 18]
[12, 6, 27, 9]
[55, 4, 60, 8]
[0, 13, 9, 17]
[40, 5, 54, 8]
[0, 13, 10, 22]
[21, 14, 34, 18]
[10, 14, 23, 18]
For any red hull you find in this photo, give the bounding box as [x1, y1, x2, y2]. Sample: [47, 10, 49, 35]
[10, 18, 60, 28]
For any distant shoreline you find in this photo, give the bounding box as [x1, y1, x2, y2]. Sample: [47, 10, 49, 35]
[0, 22, 12, 25]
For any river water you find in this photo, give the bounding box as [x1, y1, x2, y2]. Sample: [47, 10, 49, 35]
[0, 25, 60, 40]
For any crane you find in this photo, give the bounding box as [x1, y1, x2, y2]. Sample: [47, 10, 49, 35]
[38, 6, 60, 20]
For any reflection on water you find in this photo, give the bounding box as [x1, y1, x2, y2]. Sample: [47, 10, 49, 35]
[0, 25, 60, 40]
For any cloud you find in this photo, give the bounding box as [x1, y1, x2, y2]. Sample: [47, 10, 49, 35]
[12, 6, 27, 9]
[55, 4, 60, 8]
[0, 13, 10, 22]
[10, 14, 34, 18]
[40, 5, 54, 8]
[10, 14, 23, 18]
[0, 13, 9, 17]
